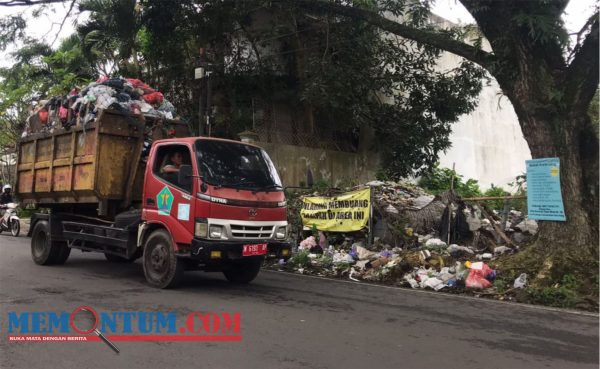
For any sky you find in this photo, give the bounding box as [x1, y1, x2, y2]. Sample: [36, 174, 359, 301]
[0, 0, 597, 67]
[431, 0, 597, 33]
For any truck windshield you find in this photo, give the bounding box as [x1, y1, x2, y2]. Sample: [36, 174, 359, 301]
[195, 140, 283, 190]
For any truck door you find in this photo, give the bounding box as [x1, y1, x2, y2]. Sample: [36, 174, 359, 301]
[144, 144, 196, 244]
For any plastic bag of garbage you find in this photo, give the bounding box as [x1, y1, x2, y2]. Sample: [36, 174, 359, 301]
[465, 262, 494, 289]
[425, 238, 447, 249]
[333, 252, 354, 265]
[448, 244, 474, 256]
[355, 245, 375, 260]
[424, 277, 446, 291]
[494, 246, 512, 255]
[466, 270, 492, 289]
[379, 249, 393, 258]
[403, 275, 419, 288]
[513, 273, 527, 289]
[299, 236, 317, 250]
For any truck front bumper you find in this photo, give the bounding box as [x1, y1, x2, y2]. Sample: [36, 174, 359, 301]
[188, 238, 291, 263]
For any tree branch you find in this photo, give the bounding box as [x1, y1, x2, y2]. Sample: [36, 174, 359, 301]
[285, 0, 496, 69]
[0, 0, 67, 6]
[50, 0, 76, 47]
[565, 14, 599, 111]
[567, 10, 598, 63]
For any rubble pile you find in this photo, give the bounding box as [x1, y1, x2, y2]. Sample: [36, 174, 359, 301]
[23, 77, 177, 136]
[274, 180, 539, 297]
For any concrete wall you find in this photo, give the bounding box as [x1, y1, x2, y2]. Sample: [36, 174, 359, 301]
[380, 14, 532, 189]
[260, 142, 379, 187]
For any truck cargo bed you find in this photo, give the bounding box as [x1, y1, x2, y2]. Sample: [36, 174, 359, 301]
[16, 110, 189, 216]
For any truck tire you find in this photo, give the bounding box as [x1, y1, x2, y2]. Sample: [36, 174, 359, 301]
[142, 229, 184, 289]
[104, 253, 136, 263]
[223, 259, 262, 284]
[31, 220, 69, 265]
[114, 209, 142, 230]
[53, 242, 71, 265]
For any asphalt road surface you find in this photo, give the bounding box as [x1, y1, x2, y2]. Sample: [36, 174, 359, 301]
[1, 233, 598, 369]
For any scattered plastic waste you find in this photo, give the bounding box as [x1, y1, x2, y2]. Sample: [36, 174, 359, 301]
[513, 273, 528, 289]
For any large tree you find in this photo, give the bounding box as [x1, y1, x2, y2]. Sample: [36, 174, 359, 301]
[285, 0, 598, 280]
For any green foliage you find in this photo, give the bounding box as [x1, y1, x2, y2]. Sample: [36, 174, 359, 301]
[77, 0, 141, 76]
[288, 250, 311, 268]
[0, 35, 96, 151]
[312, 179, 331, 193]
[0, 0, 485, 180]
[418, 165, 482, 198]
[0, 15, 26, 51]
[527, 274, 581, 308]
[493, 276, 510, 294]
[311, 224, 318, 239]
[482, 185, 510, 211]
[508, 174, 528, 213]
[137, 0, 484, 176]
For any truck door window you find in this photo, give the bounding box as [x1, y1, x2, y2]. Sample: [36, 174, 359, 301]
[152, 145, 193, 193]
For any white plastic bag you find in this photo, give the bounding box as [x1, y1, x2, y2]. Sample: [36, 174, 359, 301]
[513, 273, 527, 289]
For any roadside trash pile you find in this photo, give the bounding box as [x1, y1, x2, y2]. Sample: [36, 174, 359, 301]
[23, 77, 177, 136]
[270, 180, 538, 297]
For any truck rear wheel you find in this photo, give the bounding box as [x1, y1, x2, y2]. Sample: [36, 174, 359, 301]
[223, 259, 262, 284]
[142, 229, 184, 289]
[31, 220, 70, 265]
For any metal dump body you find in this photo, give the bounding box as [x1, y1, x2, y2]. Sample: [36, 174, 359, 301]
[16, 110, 188, 215]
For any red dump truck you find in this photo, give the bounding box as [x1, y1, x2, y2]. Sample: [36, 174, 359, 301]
[16, 109, 291, 288]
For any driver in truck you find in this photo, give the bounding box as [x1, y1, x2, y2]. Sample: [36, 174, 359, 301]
[161, 151, 184, 174]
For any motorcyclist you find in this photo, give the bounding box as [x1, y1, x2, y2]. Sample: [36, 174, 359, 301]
[0, 184, 13, 208]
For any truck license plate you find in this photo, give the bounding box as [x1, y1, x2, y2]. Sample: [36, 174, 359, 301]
[242, 243, 268, 256]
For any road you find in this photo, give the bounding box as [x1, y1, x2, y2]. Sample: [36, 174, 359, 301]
[0, 233, 598, 369]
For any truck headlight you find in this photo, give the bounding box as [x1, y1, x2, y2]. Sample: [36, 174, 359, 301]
[209, 225, 223, 239]
[195, 222, 208, 238]
[276, 226, 287, 239]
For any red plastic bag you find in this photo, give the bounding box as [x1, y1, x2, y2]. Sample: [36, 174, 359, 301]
[465, 262, 493, 289]
[143, 91, 164, 105]
[59, 106, 69, 121]
[96, 76, 109, 84]
[127, 78, 155, 94]
[38, 108, 49, 124]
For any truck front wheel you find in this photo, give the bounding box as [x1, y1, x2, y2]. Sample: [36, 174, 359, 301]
[31, 220, 70, 265]
[142, 229, 184, 289]
[223, 259, 262, 284]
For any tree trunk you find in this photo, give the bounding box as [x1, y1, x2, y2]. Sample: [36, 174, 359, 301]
[509, 95, 599, 281]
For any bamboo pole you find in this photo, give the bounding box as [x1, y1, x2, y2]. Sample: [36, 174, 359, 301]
[463, 195, 527, 201]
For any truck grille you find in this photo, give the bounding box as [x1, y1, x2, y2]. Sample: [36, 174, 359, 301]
[230, 224, 273, 239]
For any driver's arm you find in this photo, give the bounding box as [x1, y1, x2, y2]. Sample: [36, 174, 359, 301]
[161, 164, 179, 174]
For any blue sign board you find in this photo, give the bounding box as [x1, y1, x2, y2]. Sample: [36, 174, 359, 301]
[526, 158, 566, 221]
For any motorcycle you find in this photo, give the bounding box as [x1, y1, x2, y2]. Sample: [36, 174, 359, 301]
[0, 203, 20, 237]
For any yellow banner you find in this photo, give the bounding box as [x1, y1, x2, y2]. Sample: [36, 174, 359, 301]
[300, 188, 371, 232]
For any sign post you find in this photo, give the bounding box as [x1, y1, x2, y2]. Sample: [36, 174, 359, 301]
[526, 157, 566, 221]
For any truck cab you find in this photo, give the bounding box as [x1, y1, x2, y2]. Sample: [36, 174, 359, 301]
[138, 137, 290, 287]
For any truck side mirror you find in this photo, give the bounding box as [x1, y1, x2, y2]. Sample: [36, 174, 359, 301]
[178, 165, 193, 188]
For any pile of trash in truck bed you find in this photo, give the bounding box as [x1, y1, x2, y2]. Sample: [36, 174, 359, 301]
[23, 77, 178, 136]
[268, 180, 538, 300]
